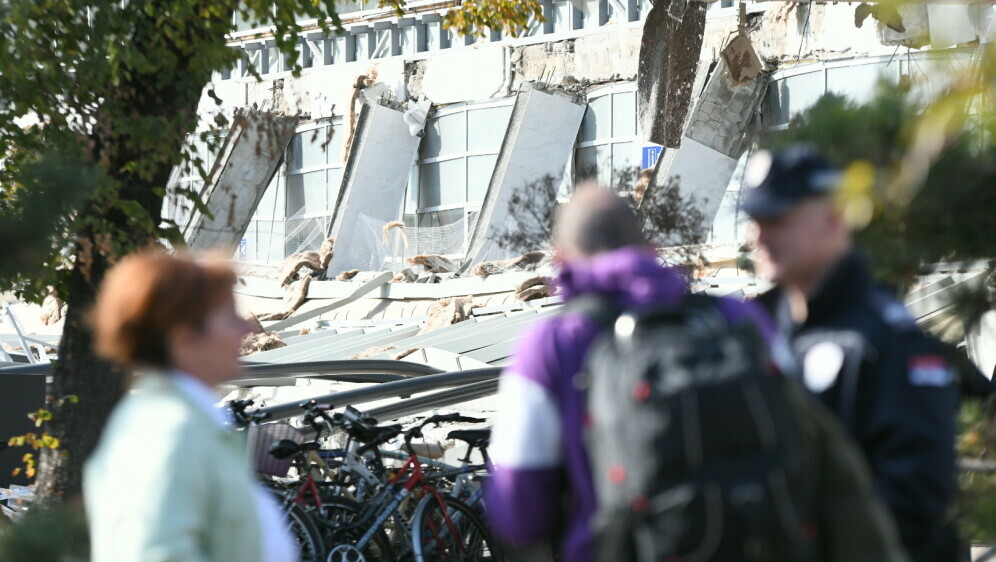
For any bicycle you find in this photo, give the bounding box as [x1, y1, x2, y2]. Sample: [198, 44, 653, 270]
[314, 412, 503, 562]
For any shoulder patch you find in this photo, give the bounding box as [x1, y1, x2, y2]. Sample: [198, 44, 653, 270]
[870, 290, 916, 331]
[908, 355, 953, 387]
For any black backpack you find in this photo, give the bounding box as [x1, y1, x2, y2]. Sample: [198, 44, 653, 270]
[580, 294, 820, 562]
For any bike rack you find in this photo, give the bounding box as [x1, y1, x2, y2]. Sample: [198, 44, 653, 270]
[251, 367, 501, 422]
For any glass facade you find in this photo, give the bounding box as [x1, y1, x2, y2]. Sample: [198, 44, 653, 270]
[575, 84, 642, 189]
[402, 99, 514, 254]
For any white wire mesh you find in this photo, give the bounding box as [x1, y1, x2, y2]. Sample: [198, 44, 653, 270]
[332, 212, 480, 273]
[252, 210, 332, 261]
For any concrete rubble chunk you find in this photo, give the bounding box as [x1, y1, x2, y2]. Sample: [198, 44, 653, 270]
[415, 273, 441, 284]
[349, 344, 420, 361]
[40, 292, 66, 326]
[420, 297, 475, 334]
[472, 251, 547, 278]
[391, 269, 418, 283]
[277, 251, 324, 287]
[319, 238, 335, 269]
[240, 332, 286, 356]
[336, 269, 361, 281]
[392, 348, 420, 361]
[350, 345, 397, 360]
[245, 313, 265, 335]
[515, 276, 556, 302]
[407, 254, 458, 274]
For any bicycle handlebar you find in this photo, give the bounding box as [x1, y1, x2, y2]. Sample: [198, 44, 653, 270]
[227, 398, 272, 426]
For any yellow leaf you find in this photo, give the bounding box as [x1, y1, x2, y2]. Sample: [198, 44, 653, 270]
[26, 467, 35, 479]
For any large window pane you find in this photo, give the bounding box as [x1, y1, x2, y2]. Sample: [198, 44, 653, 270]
[596, 145, 612, 187]
[354, 33, 370, 61]
[290, 129, 327, 170]
[612, 91, 637, 138]
[302, 171, 327, 215]
[286, 172, 326, 216]
[400, 26, 418, 56]
[611, 142, 635, 184]
[827, 62, 895, 105]
[784, 70, 825, 120]
[286, 175, 305, 216]
[426, 21, 442, 50]
[265, 45, 281, 73]
[326, 126, 345, 165]
[467, 106, 512, 151]
[575, 145, 598, 181]
[419, 162, 442, 208]
[422, 111, 467, 159]
[467, 154, 498, 201]
[437, 112, 467, 155]
[438, 159, 467, 206]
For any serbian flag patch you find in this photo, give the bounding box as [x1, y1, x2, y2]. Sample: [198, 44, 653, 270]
[907, 356, 953, 387]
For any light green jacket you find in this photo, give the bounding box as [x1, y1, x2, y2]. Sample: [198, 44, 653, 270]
[84, 373, 262, 562]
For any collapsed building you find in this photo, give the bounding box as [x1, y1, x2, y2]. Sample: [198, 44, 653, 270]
[11, 2, 990, 393]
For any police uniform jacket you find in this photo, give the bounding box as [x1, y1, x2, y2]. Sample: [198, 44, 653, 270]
[758, 251, 959, 562]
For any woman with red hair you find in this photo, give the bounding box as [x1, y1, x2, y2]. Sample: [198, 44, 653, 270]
[84, 251, 296, 562]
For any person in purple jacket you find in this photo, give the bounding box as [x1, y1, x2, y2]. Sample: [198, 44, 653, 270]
[484, 186, 779, 561]
[485, 186, 907, 562]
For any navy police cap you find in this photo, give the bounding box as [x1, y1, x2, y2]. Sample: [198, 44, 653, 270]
[741, 145, 842, 220]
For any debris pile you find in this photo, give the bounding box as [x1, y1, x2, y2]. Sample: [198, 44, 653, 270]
[420, 296, 475, 334]
[472, 251, 547, 278]
[515, 276, 557, 302]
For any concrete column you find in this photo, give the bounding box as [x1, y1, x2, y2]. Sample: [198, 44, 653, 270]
[185, 110, 296, 252]
[325, 102, 424, 276]
[646, 60, 768, 241]
[464, 84, 586, 267]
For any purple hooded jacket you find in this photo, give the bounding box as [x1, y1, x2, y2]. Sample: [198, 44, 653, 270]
[485, 247, 775, 562]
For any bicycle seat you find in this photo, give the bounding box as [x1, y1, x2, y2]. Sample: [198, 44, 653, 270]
[350, 422, 402, 445]
[268, 439, 301, 460]
[268, 439, 319, 460]
[446, 428, 491, 448]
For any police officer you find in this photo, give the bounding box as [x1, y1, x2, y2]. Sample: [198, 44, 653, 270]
[742, 146, 960, 562]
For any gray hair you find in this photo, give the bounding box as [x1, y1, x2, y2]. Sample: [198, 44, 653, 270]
[553, 183, 646, 257]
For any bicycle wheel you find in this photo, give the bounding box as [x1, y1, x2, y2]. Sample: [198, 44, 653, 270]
[319, 495, 395, 562]
[283, 500, 327, 562]
[412, 494, 504, 562]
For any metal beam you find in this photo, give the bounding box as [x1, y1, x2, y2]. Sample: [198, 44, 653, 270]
[251, 367, 501, 421]
[0, 358, 445, 379]
[362, 378, 500, 422]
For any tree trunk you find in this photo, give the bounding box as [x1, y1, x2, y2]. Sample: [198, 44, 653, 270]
[33, 240, 127, 503]
[31, 2, 238, 504]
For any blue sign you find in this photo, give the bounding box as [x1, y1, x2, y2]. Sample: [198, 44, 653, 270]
[642, 145, 664, 170]
[239, 238, 248, 260]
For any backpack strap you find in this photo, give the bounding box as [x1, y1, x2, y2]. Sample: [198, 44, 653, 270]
[562, 293, 623, 330]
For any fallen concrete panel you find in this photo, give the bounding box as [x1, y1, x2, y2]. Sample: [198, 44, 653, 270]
[646, 60, 767, 241]
[464, 85, 585, 267]
[637, 0, 707, 148]
[185, 111, 297, 252]
[326, 102, 424, 276]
